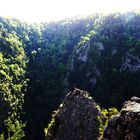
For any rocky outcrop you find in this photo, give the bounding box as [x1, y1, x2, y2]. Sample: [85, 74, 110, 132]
[76, 41, 90, 62]
[102, 96, 140, 140]
[120, 53, 140, 72]
[45, 88, 105, 140]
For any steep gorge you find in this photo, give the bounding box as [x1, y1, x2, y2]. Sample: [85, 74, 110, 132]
[0, 11, 140, 139]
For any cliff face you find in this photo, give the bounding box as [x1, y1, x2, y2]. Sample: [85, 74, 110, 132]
[45, 88, 105, 140]
[67, 12, 140, 108]
[102, 96, 140, 140]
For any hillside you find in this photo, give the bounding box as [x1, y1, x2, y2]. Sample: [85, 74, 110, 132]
[0, 11, 140, 139]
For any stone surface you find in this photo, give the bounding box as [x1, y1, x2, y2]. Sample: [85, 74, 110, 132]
[76, 41, 90, 62]
[102, 96, 140, 140]
[45, 88, 104, 140]
[120, 53, 140, 72]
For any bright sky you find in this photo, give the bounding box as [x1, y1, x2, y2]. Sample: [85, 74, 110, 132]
[0, 0, 140, 22]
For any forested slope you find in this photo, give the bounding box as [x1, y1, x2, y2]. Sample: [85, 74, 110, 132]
[0, 22, 27, 139]
[68, 11, 140, 108]
[0, 11, 140, 140]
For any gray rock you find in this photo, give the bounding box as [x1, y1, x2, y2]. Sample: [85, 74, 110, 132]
[97, 42, 104, 51]
[45, 88, 104, 140]
[102, 96, 140, 140]
[76, 41, 90, 62]
[120, 53, 140, 72]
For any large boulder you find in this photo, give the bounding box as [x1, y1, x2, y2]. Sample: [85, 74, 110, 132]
[45, 88, 105, 140]
[102, 96, 140, 140]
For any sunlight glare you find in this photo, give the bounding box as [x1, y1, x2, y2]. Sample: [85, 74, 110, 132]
[0, 0, 140, 22]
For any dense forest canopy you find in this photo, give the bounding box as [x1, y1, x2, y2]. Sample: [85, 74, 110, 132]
[0, 11, 140, 139]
